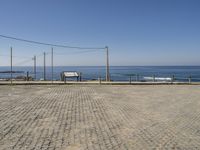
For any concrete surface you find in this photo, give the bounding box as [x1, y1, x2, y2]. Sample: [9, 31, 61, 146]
[0, 85, 200, 150]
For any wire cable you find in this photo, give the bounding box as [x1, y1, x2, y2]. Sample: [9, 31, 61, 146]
[0, 54, 32, 59]
[14, 59, 33, 66]
[0, 34, 105, 50]
[54, 49, 104, 55]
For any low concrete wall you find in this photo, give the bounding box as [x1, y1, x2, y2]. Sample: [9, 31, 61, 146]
[0, 81, 199, 85]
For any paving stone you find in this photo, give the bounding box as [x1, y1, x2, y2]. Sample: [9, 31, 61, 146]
[0, 85, 200, 150]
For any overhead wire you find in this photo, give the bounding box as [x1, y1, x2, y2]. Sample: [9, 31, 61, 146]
[0, 34, 106, 67]
[14, 59, 34, 66]
[54, 49, 104, 56]
[0, 34, 105, 50]
[0, 54, 32, 59]
[13, 52, 49, 66]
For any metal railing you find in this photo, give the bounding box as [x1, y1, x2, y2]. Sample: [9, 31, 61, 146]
[1, 71, 200, 85]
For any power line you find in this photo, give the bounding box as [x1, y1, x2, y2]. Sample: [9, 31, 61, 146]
[0, 34, 105, 50]
[54, 49, 103, 55]
[0, 54, 32, 59]
[14, 59, 33, 66]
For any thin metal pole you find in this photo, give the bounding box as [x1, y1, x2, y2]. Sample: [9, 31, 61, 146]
[171, 75, 174, 83]
[51, 48, 53, 84]
[153, 75, 155, 82]
[189, 76, 192, 84]
[99, 76, 101, 84]
[136, 74, 139, 82]
[79, 72, 82, 82]
[27, 71, 29, 81]
[106, 46, 110, 81]
[10, 47, 13, 85]
[33, 55, 36, 80]
[44, 52, 46, 81]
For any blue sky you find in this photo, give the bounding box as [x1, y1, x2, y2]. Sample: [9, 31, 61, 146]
[0, 0, 200, 66]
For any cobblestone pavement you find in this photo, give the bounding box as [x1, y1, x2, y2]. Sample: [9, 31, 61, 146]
[0, 85, 200, 150]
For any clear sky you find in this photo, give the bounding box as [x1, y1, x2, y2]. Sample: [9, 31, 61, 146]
[0, 0, 200, 66]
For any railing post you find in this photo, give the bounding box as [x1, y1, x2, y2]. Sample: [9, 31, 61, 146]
[189, 76, 192, 84]
[33, 55, 36, 80]
[51, 48, 53, 84]
[153, 75, 155, 82]
[136, 74, 139, 82]
[26, 71, 29, 81]
[99, 76, 101, 84]
[43, 52, 46, 81]
[129, 76, 132, 84]
[79, 72, 82, 82]
[171, 75, 175, 83]
[10, 47, 13, 85]
[105, 46, 110, 82]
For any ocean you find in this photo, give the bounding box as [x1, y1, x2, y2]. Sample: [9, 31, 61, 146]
[0, 66, 200, 82]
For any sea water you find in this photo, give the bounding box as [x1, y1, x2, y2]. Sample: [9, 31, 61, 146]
[0, 66, 200, 82]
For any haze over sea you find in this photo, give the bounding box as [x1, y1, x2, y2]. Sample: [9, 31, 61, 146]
[0, 66, 200, 82]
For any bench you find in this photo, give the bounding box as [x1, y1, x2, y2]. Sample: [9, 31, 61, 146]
[60, 71, 81, 82]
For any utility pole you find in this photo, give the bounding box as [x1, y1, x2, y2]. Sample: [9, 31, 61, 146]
[105, 46, 110, 81]
[10, 47, 13, 85]
[51, 47, 53, 84]
[43, 52, 46, 81]
[33, 55, 36, 80]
